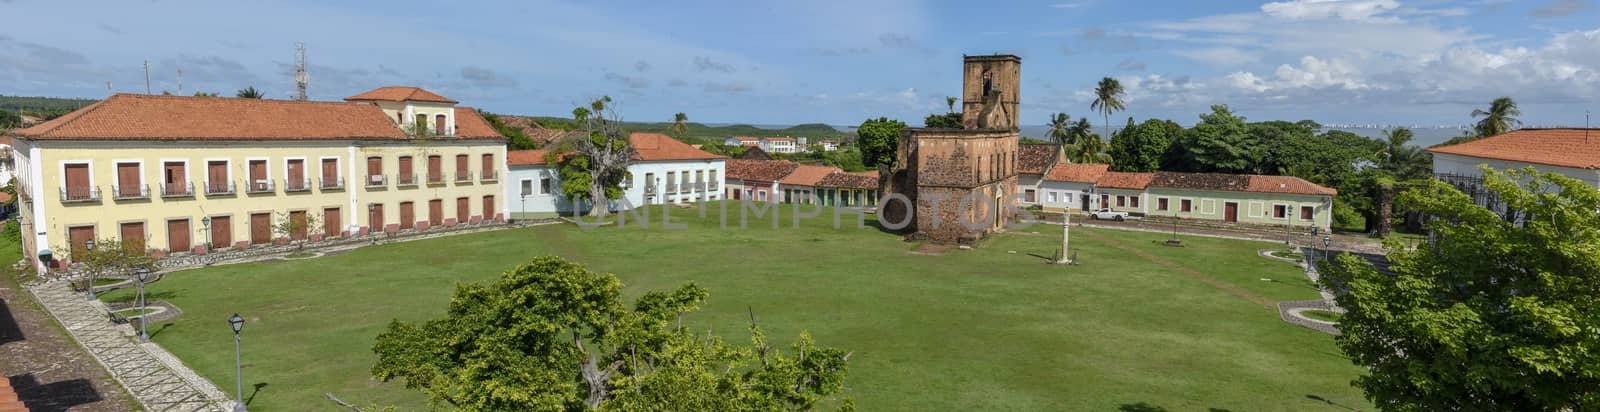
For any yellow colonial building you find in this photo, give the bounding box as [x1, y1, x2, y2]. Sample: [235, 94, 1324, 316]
[7, 86, 507, 274]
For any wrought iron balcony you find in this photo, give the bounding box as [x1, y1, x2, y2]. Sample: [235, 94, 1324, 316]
[480, 169, 498, 182]
[665, 183, 678, 193]
[455, 171, 473, 183]
[427, 172, 445, 184]
[206, 181, 236, 195]
[644, 184, 657, 195]
[365, 174, 386, 188]
[321, 176, 345, 190]
[60, 186, 100, 203]
[397, 174, 418, 186]
[112, 184, 150, 200]
[284, 177, 312, 192]
[162, 182, 195, 197]
[245, 179, 275, 194]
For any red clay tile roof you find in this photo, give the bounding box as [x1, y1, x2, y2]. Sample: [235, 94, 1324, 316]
[344, 86, 458, 103]
[779, 164, 842, 186]
[1148, 172, 1336, 196]
[453, 107, 503, 139]
[1096, 172, 1155, 190]
[1043, 163, 1109, 183]
[1018, 144, 1060, 174]
[726, 159, 798, 182]
[816, 170, 879, 189]
[496, 115, 580, 147]
[507, 150, 551, 166]
[8, 94, 427, 141]
[630, 132, 725, 161]
[1427, 128, 1600, 169]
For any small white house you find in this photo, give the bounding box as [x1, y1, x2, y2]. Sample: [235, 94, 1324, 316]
[1038, 163, 1107, 212]
[506, 133, 727, 215]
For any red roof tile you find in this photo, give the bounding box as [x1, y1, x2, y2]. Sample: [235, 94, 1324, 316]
[726, 159, 798, 182]
[1096, 172, 1155, 190]
[453, 107, 503, 139]
[9, 94, 426, 141]
[630, 132, 725, 161]
[1148, 172, 1336, 196]
[344, 86, 458, 103]
[816, 170, 879, 189]
[1018, 144, 1060, 174]
[1246, 175, 1337, 196]
[507, 150, 551, 166]
[1043, 163, 1109, 183]
[779, 164, 842, 186]
[1427, 128, 1600, 169]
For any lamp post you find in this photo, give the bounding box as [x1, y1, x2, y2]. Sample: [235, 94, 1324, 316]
[136, 268, 151, 342]
[520, 194, 527, 222]
[1322, 235, 1332, 263]
[367, 204, 377, 241]
[228, 313, 247, 412]
[1310, 227, 1320, 265]
[202, 216, 212, 251]
[84, 239, 95, 300]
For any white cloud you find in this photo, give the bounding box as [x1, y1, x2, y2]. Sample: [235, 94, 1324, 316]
[1260, 0, 1401, 22]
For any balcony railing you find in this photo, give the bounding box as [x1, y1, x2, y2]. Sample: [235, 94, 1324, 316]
[365, 174, 387, 188]
[162, 182, 195, 197]
[708, 181, 719, 191]
[644, 184, 657, 195]
[321, 176, 345, 190]
[60, 186, 100, 203]
[397, 174, 418, 186]
[112, 184, 150, 200]
[245, 179, 275, 194]
[206, 181, 235, 195]
[284, 177, 312, 192]
[678, 183, 691, 194]
[455, 171, 473, 183]
[427, 172, 445, 184]
[480, 169, 498, 182]
[665, 183, 678, 194]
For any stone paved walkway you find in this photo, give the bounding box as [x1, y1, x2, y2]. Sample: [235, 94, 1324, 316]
[28, 281, 231, 411]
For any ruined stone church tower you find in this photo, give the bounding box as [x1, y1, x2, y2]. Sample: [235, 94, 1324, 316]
[881, 54, 1021, 245]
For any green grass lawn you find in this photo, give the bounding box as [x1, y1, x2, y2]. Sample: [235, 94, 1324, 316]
[102, 203, 1370, 411]
[1302, 310, 1343, 323]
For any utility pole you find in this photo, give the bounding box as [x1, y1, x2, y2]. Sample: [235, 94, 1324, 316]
[177, 66, 184, 95]
[294, 42, 309, 101]
[143, 60, 151, 94]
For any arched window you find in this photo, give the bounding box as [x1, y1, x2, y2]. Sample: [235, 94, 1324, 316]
[981, 70, 993, 97]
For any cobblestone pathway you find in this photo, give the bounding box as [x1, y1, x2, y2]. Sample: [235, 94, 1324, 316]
[28, 281, 231, 412]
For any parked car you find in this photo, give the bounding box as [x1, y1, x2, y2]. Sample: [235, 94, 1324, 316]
[1089, 208, 1128, 221]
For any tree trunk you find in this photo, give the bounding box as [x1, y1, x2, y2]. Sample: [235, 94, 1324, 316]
[587, 178, 608, 218]
[1376, 186, 1393, 237]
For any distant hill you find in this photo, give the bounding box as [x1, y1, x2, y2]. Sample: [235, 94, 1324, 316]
[509, 115, 847, 146]
[0, 95, 98, 116]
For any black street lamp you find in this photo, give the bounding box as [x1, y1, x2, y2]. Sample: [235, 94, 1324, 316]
[228, 313, 247, 412]
[136, 268, 151, 342]
[1322, 235, 1333, 263]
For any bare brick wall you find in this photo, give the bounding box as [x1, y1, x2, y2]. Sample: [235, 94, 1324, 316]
[886, 128, 1019, 243]
[961, 55, 1020, 130]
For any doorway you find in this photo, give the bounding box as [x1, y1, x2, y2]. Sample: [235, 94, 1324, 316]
[1224, 202, 1239, 223]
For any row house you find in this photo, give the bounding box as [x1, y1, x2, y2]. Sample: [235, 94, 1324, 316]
[8, 87, 506, 274]
[778, 164, 840, 204]
[1015, 143, 1061, 206]
[814, 170, 879, 207]
[1028, 162, 1336, 230]
[724, 159, 798, 202]
[505, 133, 726, 214]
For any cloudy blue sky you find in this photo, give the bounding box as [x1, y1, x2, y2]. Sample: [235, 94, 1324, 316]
[3, 0, 1598, 128]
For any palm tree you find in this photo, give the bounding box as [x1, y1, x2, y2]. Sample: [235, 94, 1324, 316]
[1090, 77, 1127, 140]
[1470, 96, 1521, 137]
[235, 86, 264, 99]
[1379, 128, 1430, 179]
[671, 112, 689, 139]
[1047, 113, 1072, 158]
[1063, 118, 1111, 164]
[945, 96, 958, 113]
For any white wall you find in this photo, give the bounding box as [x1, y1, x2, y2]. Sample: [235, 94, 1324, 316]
[505, 165, 573, 213]
[1036, 180, 1097, 211]
[1433, 153, 1600, 187]
[622, 159, 727, 208]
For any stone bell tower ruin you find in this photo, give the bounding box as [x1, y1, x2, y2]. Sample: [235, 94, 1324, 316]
[880, 54, 1021, 245]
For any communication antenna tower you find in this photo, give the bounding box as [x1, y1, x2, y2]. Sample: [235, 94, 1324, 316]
[294, 42, 309, 101]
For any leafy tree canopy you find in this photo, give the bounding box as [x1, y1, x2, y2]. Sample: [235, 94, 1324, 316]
[372, 256, 853, 411]
[856, 117, 905, 169]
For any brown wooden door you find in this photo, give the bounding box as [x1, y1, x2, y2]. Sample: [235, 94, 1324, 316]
[210, 216, 232, 248]
[456, 197, 469, 223]
[371, 204, 385, 231]
[68, 226, 95, 261]
[322, 158, 338, 186]
[399, 202, 414, 229]
[287, 159, 305, 189]
[65, 164, 90, 199]
[164, 162, 185, 195]
[207, 161, 228, 192]
[250, 213, 271, 245]
[117, 163, 140, 197]
[167, 219, 191, 252]
[428, 199, 443, 226]
[120, 222, 145, 252]
[1224, 202, 1239, 223]
[289, 211, 307, 240]
[483, 196, 495, 220]
[324, 208, 341, 238]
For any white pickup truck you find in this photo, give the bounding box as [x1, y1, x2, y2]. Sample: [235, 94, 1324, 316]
[1088, 208, 1129, 221]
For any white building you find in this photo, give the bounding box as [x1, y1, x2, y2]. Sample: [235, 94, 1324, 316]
[1429, 128, 1600, 187]
[762, 137, 798, 154]
[1038, 163, 1107, 212]
[1015, 143, 1061, 206]
[507, 133, 726, 215]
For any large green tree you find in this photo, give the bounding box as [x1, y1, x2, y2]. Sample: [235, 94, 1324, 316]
[1176, 105, 1257, 173]
[671, 112, 689, 139]
[480, 111, 539, 150]
[550, 96, 634, 217]
[1471, 96, 1522, 138]
[1047, 112, 1072, 158]
[1109, 118, 1178, 172]
[1090, 77, 1126, 140]
[372, 256, 853, 411]
[856, 117, 905, 169]
[1322, 167, 1600, 410]
[1063, 118, 1110, 164]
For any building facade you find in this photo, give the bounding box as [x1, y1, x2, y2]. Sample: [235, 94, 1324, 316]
[725, 159, 797, 202]
[9, 88, 506, 274]
[504, 133, 726, 215]
[1015, 143, 1060, 206]
[1037, 163, 1108, 212]
[882, 54, 1021, 244]
[1142, 172, 1334, 231]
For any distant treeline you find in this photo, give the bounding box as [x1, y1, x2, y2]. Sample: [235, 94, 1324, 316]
[521, 116, 845, 146]
[0, 95, 98, 119]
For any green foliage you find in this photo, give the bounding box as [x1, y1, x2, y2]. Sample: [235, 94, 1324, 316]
[1471, 96, 1521, 138]
[371, 255, 853, 411]
[271, 211, 321, 244]
[1323, 167, 1600, 410]
[856, 117, 905, 169]
[479, 111, 539, 150]
[551, 97, 634, 216]
[819, 146, 869, 172]
[515, 117, 842, 147]
[193, 91, 220, 97]
[235, 86, 265, 99]
[1109, 118, 1177, 172]
[922, 112, 962, 128]
[2, 220, 19, 243]
[1091, 77, 1127, 139]
[0, 109, 20, 130]
[671, 112, 689, 139]
[80, 237, 158, 283]
[1171, 105, 1258, 173]
[0, 94, 96, 116]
